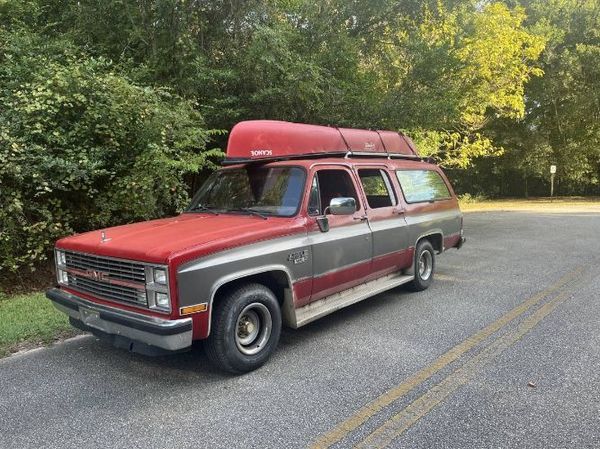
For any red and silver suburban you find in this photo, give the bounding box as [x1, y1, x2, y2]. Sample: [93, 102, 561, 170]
[47, 120, 465, 373]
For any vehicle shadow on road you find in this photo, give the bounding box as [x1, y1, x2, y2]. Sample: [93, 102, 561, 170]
[56, 334, 232, 381]
[278, 285, 418, 347]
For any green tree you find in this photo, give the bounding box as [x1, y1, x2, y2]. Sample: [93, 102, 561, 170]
[475, 0, 600, 196]
[381, 2, 545, 168]
[0, 24, 221, 272]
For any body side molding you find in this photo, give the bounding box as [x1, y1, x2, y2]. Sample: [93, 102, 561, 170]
[285, 272, 414, 328]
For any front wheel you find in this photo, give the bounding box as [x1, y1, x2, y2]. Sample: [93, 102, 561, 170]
[407, 240, 435, 292]
[205, 283, 282, 374]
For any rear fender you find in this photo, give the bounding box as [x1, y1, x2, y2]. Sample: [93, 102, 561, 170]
[406, 231, 444, 276]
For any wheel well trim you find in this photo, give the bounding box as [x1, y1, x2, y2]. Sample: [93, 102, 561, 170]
[406, 230, 444, 275]
[205, 265, 295, 336]
[415, 230, 444, 252]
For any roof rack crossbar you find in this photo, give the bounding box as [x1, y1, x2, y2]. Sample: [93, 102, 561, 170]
[221, 151, 427, 166]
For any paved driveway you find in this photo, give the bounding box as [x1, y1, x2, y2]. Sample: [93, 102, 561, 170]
[1, 211, 599, 449]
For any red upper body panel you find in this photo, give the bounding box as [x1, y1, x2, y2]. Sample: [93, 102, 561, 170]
[55, 157, 445, 268]
[56, 213, 307, 267]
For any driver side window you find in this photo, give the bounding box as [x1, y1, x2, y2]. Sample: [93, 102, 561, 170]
[308, 169, 359, 215]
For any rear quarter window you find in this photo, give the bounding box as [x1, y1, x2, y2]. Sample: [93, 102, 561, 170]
[395, 170, 451, 203]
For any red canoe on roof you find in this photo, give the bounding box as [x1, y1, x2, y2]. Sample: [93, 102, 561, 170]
[225, 120, 418, 162]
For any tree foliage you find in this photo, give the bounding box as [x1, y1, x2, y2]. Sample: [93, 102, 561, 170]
[0, 22, 221, 272]
[479, 0, 600, 196]
[35, 0, 546, 165]
[1, 0, 599, 273]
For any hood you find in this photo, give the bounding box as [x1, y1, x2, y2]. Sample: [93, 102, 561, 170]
[57, 213, 306, 265]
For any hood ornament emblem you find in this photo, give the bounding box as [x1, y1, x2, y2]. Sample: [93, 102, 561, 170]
[100, 231, 111, 243]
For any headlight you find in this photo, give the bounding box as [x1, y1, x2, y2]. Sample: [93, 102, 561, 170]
[55, 249, 67, 285]
[153, 268, 167, 285]
[57, 269, 69, 285]
[155, 292, 169, 308]
[148, 290, 171, 312]
[146, 266, 171, 312]
[56, 249, 66, 267]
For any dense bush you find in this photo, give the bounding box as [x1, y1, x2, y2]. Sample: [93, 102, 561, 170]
[0, 30, 222, 273]
[2, 0, 599, 276]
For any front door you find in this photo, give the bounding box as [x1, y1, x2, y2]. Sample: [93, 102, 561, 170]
[356, 167, 411, 278]
[307, 166, 373, 302]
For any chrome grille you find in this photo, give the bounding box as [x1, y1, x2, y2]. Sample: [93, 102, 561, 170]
[63, 251, 147, 307]
[65, 251, 145, 282]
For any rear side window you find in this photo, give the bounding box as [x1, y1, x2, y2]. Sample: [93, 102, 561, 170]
[395, 170, 451, 203]
[358, 169, 396, 208]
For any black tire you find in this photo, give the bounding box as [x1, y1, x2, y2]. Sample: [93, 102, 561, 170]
[205, 283, 282, 374]
[407, 239, 435, 292]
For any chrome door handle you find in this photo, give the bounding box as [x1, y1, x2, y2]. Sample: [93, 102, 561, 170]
[354, 215, 368, 221]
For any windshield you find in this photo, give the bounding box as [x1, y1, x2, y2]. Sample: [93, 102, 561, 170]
[188, 166, 306, 217]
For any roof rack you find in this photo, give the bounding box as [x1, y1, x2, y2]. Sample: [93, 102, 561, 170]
[221, 151, 430, 166]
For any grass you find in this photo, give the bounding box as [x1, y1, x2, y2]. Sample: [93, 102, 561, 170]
[459, 196, 600, 213]
[0, 292, 80, 358]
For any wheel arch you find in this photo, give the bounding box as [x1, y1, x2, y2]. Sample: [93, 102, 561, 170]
[207, 265, 295, 335]
[406, 231, 444, 277]
[416, 230, 444, 254]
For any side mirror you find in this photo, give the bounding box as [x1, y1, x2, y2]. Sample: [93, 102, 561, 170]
[316, 197, 356, 233]
[328, 197, 356, 215]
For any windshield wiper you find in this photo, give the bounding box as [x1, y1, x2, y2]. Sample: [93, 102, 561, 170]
[188, 204, 219, 215]
[226, 207, 269, 220]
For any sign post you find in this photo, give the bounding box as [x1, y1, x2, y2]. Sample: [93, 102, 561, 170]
[550, 165, 557, 199]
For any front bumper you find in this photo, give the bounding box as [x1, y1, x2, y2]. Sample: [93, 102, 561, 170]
[46, 288, 193, 352]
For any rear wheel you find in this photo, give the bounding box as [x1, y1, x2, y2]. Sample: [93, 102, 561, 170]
[407, 239, 435, 292]
[205, 283, 282, 374]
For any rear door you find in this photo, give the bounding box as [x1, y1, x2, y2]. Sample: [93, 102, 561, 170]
[306, 165, 373, 302]
[356, 166, 411, 277]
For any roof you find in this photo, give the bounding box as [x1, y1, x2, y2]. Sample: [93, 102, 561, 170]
[224, 120, 419, 164]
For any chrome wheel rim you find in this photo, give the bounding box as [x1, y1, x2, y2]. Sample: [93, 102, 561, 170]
[235, 303, 272, 356]
[418, 250, 433, 280]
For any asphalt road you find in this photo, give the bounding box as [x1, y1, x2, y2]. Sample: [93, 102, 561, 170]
[2, 211, 600, 449]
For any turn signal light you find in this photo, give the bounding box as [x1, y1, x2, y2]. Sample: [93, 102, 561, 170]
[180, 303, 208, 316]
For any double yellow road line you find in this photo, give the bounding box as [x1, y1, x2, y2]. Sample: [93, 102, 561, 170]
[311, 267, 585, 449]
